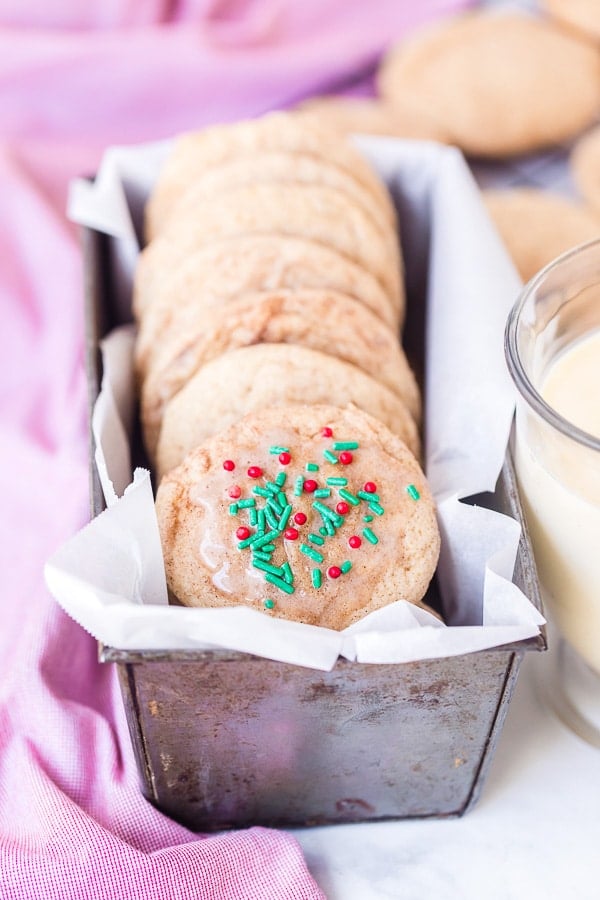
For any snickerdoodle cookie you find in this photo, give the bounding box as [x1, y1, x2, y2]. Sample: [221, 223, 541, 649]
[154, 344, 420, 478]
[378, 12, 600, 157]
[140, 289, 420, 457]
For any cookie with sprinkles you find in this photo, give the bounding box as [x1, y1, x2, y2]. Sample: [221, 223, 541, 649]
[156, 404, 440, 630]
[152, 343, 420, 477]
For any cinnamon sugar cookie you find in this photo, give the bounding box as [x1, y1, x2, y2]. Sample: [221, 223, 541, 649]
[146, 111, 395, 238]
[155, 404, 440, 629]
[146, 181, 403, 307]
[378, 12, 600, 157]
[154, 344, 420, 478]
[140, 289, 420, 455]
[133, 234, 400, 337]
[483, 188, 600, 282]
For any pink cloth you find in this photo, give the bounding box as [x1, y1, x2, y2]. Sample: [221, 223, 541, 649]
[0, 1, 471, 897]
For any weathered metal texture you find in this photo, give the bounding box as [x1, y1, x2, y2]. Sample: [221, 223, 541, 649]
[85, 225, 546, 829]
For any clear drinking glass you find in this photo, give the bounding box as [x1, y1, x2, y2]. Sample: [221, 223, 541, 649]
[505, 239, 600, 746]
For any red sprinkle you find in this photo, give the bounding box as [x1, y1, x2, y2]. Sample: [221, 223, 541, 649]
[236, 526, 251, 540]
[328, 565, 342, 579]
[294, 512, 307, 525]
[228, 485, 242, 499]
[247, 466, 263, 479]
[278, 452, 291, 465]
[284, 527, 299, 541]
[339, 451, 353, 465]
[349, 536, 362, 549]
[363, 481, 377, 493]
[223, 459, 235, 471]
[321, 426, 333, 438]
[303, 479, 318, 493]
[336, 501, 350, 515]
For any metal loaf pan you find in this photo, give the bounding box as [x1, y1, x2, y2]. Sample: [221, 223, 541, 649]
[85, 224, 546, 831]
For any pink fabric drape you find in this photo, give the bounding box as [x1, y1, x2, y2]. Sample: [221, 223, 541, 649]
[0, 2, 471, 897]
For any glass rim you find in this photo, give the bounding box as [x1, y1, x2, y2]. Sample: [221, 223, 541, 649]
[504, 238, 600, 454]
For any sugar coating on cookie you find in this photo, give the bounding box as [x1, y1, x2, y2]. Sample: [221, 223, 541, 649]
[153, 181, 403, 305]
[155, 404, 440, 630]
[133, 233, 401, 328]
[378, 12, 600, 157]
[139, 289, 421, 445]
[146, 110, 395, 238]
[484, 188, 600, 283]
[153, 343, 420, 477]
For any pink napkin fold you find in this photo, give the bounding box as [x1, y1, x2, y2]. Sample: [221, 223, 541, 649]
[0, 1, 472, 897]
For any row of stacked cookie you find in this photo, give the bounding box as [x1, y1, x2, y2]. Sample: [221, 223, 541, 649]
[134, 111, 421, 482]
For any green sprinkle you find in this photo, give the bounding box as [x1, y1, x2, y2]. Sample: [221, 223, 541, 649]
[306, 462, 319, 472]
[333, 441, 359, 450]
[249, 507, 258, 526]
[265, 505, 279, 529]
[264, 573, 295, 595]
[229, 503, 238, 516]
[266, 496, 282, 514]
[313, 500, 338, 521]
[327, 477, 348, 486]
[308, 533, 325, 546]
[314, 488, 331, 498]
[252, 529, 281, 550]
[323, 449, 338, 464]
[269, 446, 289, 454]
[259, 543, 275, 553]
[341, 560, 352, 574]
[369, 502, 385, 516]
[312, 568, 322, 589]
[282, 562, 294, 585]
[265, 481, 281, 495]
[294, 476, 304, 496]
[257, 509, 266, 533]
[338, 489, 360, 507]
[237, 498, 256, 509]
[363, 514, 374, 523]
[406, 484, 421, 501]
[237, 534, 256, 550]
[252, 550, 271, 561]
[253, 486, 271, 498]
[277, 491, 287, 508]
[264, 598, 275, 609]
[363, 528, 379, 545]
[252, 558, 285, 577]
[323, 518, 335, 536]
[319, 526, 328, 536]
[275, 472, 287, 487]
[278, 504, 292, 530]
[300, 544, 324, 563]
[358, 491, 380, 502]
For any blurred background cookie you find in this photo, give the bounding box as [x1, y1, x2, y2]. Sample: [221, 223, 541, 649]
[483, 188, 600, 283]
[571, 125, 600, 216]
[541, 0, 600, 44]
[378, 11, 600, 157]
[156, 404, 439, 629]
[294, 95, 449, 141]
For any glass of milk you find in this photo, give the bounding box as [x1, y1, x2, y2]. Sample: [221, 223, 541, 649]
[505, 238, 600, 746]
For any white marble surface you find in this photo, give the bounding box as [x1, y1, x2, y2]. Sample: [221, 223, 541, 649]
[294, 647, 600, 899]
